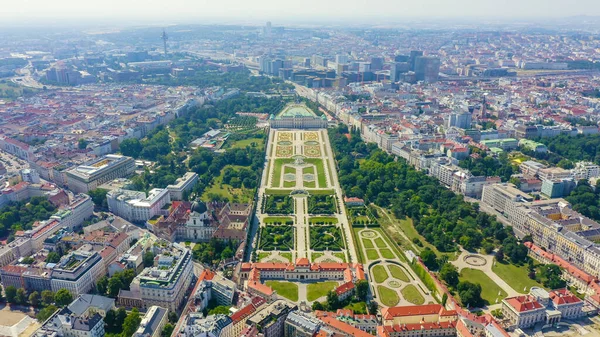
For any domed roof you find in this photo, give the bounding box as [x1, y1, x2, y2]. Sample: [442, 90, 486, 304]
[191, 200, 207, 214]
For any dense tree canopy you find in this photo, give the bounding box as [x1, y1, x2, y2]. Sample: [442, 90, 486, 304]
[0, 196, 57, 238]
[329, 125, 515, 253]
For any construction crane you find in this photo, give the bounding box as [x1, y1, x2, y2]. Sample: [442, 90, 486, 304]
[161, 29, 169, 58]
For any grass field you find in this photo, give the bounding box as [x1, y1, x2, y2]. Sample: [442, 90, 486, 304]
[344, 301, 367, 314]
[283, 180, 296, 188]
[378, 286, 400, 307]
[460, 268, 507, 305]
[263, 217, 294, 225]
[258, 252, 270, 261]
[374, 206, 456, 261]
[388, 265, 410, 282]
[307, 282, 338, 301]
[227, 137, 264, 150]
[401, 285, 425, 305]
[366, 249, 379, 260]
[304, 158, 327, 187]
[202, 164, 254, 202]
[333, 252, 346, 262]
[280, 252, 293, 262]
[492, 262, 544, 293]
[309, 216, 338, 224]
[372, 265, 389, 283]
[266, 281, 299, 302]
[372, 228, 406, 262]
[362, 239, 374, 249]
[264, 189, 293, 196]
[312, 252, 323, 261]
[302, 166, 316, 188]
[380, 249, 395, 259]
[374, 238, 386, 248]
[272, 159, 294, 188]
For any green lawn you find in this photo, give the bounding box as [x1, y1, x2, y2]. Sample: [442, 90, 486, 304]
[378, 286, 400, 307]
[266, 281, 299, 302]
[380, 249, 395, 259]
[312, 252, 323, 261]
[306, 189, 336, 196]
[401, 285, 425, 305]
[202, 164, 255, 203]
[344, 301, 367, 314]
[374, 206, 456, 262]
[372, 265, 389, 283]
[264, 189, 294, 196]
[309, 216, 338, 224]
[258, 252, 270, 261]
[388, 265, 410, 282]
[372, 228, 407, 262]
[304, 158, 327, 187]
[272, 159, 294, 188]
[307, 282, 338, 301]
[280, 252, 293, 262]
[333, 252, 346, 262]
[263, 217, 294, 225]
[283, 180, 296, 188]
[459, 268, 507, 305]
[492, 262, 544, 293]
[303, 166, 316, 188]
[362, 239, 374, 249]
[374, 238, 387, 248]
[228, 137, 264, 150]
[366, 249, 379, 260]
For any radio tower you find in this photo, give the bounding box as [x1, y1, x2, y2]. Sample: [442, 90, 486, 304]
[161, 29, 169, 58]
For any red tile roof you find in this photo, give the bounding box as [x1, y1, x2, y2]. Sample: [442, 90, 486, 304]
[549, 289, 582, 306]
[319, 316, 372, 337]
[381, 304, 456, 320]
[504, 295, 544, 313]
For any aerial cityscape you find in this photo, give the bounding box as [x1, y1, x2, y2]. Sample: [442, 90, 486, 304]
[2, 1, 600, 337]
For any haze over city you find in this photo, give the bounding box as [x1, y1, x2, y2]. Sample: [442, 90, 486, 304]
[3, 1, 600, 337]
[2, 0, 600, 25]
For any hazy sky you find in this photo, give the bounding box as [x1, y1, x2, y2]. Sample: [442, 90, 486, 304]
[2, 0, 600, 24]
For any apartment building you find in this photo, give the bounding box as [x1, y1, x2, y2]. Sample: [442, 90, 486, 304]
[124, 243, 193, 312]
[248, 300, 296, 337]
[50, 250, 105, 295]
[49, 193, 94, 231]
[133, 306, 168, 337]
[284, 311, 322, 337]
[481, 183, 600, 278]
[34, 307, 105, 337]
[66, 154, 135, 193]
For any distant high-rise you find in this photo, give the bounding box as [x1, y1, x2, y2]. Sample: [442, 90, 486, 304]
[390, 62, 409, 82]
[161, 29, 169, 58]
[265, 21, 272, 36]
[370, 57, 384, 71]
[335, 54, 348, 64]
[414, 56, 441, 83]
[409, 50, 424, 71]
[395, 54, 409, 62]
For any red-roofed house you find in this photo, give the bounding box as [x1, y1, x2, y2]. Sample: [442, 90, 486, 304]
[335, 281, 355, 301]
[549, 289, 584, 320]
[319, 316, 372, 337]
[502, 295, 545, 329]
[378, 320, 457, 337]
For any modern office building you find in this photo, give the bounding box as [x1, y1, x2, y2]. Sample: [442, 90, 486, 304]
[66, 154, 135, 193]
[446, 112, 472, 129]
[409, 51, 424, 71]
[107, 188, 171, 222]
[414, 56, 440, 83]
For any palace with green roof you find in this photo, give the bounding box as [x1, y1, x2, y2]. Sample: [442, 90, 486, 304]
[269, 103, 327, 129]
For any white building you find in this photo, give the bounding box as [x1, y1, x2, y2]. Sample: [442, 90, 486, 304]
[50, 251, 105, 296]
[108, 188, 171, 222]
[20, 169, 41, 183]
[66, 154, 135, 193]
[133, 306, 168, 337]
[125, 243, 194, 312]
[50, 194, 94, 231]
[166, 172, 198, 200]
